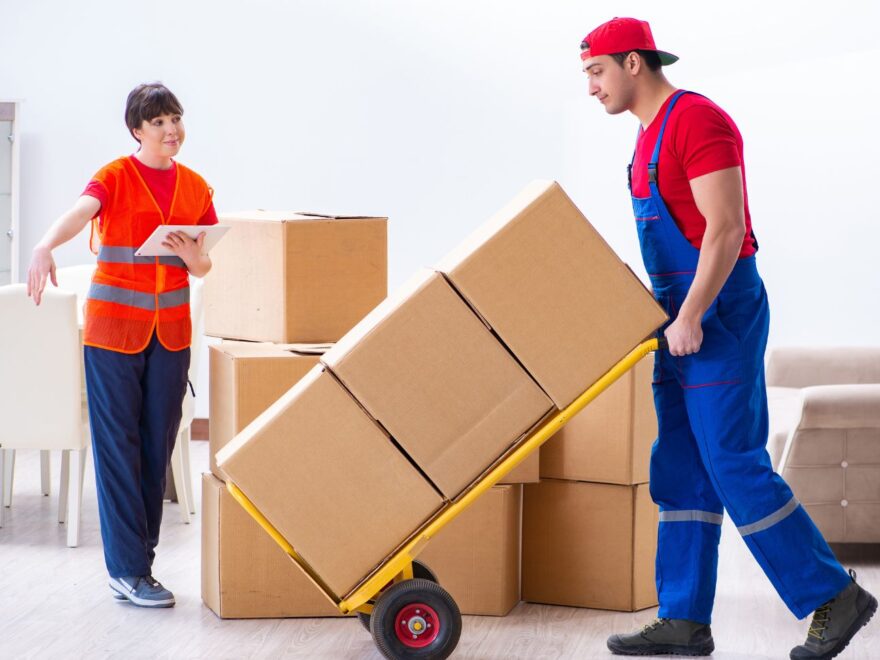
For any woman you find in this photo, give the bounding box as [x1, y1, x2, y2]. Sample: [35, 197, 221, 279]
[27, 82, 216, 608]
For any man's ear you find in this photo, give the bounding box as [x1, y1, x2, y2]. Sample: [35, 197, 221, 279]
[627, 52, 641, 75]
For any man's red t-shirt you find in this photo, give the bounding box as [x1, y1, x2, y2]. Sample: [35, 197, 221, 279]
[631, 91, 756, 258]
[83, 154, 218, 226]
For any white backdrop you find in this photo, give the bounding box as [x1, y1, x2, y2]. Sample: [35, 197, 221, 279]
[3, 1, 878, 416]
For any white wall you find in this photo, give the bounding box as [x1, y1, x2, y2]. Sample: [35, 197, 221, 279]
[3, 1, 878, 416]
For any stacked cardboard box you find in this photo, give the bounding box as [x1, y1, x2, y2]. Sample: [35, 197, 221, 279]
[204, 211, 389, 343]
[203, 212, 390, 618]
[213, 182, 666, 619]
[521, 355, 661, 611]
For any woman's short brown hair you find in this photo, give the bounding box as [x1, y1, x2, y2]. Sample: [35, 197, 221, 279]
[124, 83, 183, 142]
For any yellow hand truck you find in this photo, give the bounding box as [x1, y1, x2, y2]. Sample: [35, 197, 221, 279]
[227, 337, 666, 659]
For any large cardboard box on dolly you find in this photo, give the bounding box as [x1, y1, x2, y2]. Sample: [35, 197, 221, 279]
[204, 211, 387, 343]
[437, 180, 667, 410]
[208, 341, 330, 479]
[419, 485, 522, 616]
[522, 479, 659, 612]
[541, 354, 656, 485]
[215, 365, 444, 600]
[321, 269, 554, 500]
[201, 473, 345, 619]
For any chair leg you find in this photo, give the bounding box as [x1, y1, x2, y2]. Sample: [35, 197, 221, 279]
[170, 438, 190, 525]
[181, 426, 196, 515]
[67, 448, 86, 548]
[41, 450, 51, 496]
[3, 449, 15, 508]
[58, 450, 70, 525]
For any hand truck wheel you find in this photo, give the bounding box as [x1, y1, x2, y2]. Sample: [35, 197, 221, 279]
[370, 577, 461, 659]
[358, 560, 438, 632]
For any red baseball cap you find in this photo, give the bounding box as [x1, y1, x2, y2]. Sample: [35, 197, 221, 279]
[580, 17, 678, 65]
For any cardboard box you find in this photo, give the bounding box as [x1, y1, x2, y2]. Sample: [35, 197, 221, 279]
[437, 180, 667, 409]
[201, 473, 345, 619]
[216, 365, 444, 599]
[322, 269, 553, 500]
[541, 354, 656, 485]
[419, 485, 522, 616]
[522, 479, 658, 612]
[205, 211, 387, 343]
[209, 341, 330, 479]
[498, 450, 539, 484]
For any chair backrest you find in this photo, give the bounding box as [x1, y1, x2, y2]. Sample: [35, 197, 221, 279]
[0, 284, 84, 450]
[55, 263, 97, 326]
[766, 347, 880, 389]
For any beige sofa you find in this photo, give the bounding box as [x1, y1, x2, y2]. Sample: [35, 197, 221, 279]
[766, 347, 880, 543]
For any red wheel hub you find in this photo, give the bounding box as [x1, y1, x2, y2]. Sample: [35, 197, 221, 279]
[394, 602, 440, 648]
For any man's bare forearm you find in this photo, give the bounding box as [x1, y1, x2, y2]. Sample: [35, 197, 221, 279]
[678, 219, 744, 322]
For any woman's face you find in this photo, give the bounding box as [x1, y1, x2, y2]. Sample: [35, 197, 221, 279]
[133, 113, 185, 158]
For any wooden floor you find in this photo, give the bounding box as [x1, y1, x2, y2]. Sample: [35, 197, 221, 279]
[1, 443, 877, 659]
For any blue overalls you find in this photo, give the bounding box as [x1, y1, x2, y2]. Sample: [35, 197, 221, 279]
[631, 90, 850, 623]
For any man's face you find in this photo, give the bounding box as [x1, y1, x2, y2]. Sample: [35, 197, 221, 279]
[582, 54, 634, 115]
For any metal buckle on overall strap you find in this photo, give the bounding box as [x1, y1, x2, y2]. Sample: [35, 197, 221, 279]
[648, 164, 658, 184]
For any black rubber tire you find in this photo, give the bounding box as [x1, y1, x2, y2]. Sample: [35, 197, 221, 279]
[358, 561, 438, 633]
[370, 578, 461, 660]
[411, 560, 438, 584]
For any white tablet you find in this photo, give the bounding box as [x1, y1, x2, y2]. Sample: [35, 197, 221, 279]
[135, 224, 230, 257]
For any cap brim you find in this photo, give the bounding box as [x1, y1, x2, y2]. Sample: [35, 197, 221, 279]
[657, 51, 679, 65]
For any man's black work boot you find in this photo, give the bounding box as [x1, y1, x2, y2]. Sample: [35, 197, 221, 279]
[790, 569, 877, 660]
[607, 617, 714, 656]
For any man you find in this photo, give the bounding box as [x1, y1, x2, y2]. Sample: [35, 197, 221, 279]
[579, 17, 876, 659]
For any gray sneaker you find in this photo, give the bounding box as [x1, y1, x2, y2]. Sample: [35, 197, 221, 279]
[109, 575, 176, 608]
[790, 570, 876, 660]
[607, 617, 714, 656]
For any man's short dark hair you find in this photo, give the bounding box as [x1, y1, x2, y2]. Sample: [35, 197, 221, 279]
[580, 40, 663, 72]
[610, 50, 662, 72]
[124, 83, 183, 142]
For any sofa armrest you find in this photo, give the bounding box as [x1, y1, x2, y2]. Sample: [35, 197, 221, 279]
[799, 384, 880, 430]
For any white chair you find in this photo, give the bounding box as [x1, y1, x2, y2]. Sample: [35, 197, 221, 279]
[168, 274, 205, 524]
[2, 264, 96, 508]
[54, 263, 94, 327]
[0, 284, 89, 546]
[2, 265, 94, 509]
[54, 263, 200, 524]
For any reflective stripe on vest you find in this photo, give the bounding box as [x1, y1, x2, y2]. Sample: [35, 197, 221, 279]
[87, 282, 189, 311]
[98, 245, 186, 269]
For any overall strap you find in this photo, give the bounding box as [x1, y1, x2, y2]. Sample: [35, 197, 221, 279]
[647, 89, 691, 184]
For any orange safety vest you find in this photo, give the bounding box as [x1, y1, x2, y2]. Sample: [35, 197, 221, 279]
[83, 156, 213, 354]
